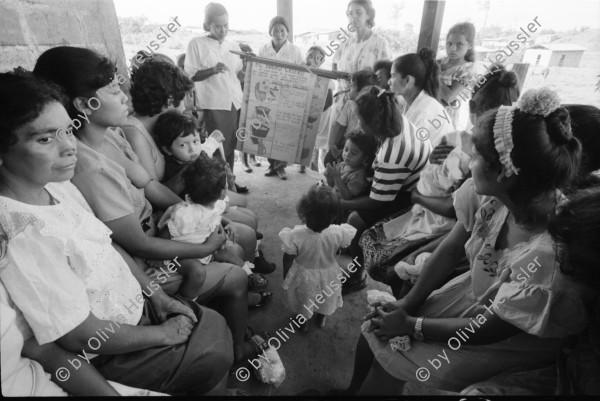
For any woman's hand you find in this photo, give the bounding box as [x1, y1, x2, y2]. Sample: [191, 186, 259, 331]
[151, 291, 198, 324]
[160, 315, 194, 345]
[366, 306, 415, 342]
[214, 62, 230, 74]
[429, 137, 454, 165]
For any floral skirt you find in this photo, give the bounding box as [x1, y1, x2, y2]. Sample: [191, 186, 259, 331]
[360, 210, 445, 286]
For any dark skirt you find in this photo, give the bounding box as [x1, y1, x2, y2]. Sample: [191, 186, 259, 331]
[204, 105, 240, 169]
[92, 295, 233, 395]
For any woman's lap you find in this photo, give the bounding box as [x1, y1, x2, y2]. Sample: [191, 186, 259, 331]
[356, 192, 412, 227]
[359, 209, 443, 285]
[362, 272, 561, 392]
[92, 296, 233, 395]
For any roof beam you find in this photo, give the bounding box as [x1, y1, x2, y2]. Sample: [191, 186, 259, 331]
[277, 0, 294, 42]
[417, 0, 446, 56]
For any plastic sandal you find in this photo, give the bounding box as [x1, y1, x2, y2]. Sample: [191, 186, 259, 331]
[248, 273, 268, 292]
[249, 291, 273, 310]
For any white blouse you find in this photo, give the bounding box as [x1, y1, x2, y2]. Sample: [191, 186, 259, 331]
[258, 40, 304, 65]
[333, 32, 390, 74]
[185, 36, 244, 111]
[400, 90, 455, 143]
[0, 181, 142, 345]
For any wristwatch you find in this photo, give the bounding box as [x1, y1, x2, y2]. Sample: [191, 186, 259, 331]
[413, 316, 425, 341]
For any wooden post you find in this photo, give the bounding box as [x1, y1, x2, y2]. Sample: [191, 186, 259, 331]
[277, 0, 294, 42]
[511, 63, 530, 92]
[417, 0, 446, 57]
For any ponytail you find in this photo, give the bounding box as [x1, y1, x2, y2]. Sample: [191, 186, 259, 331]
[355, 86, 403, 139]
[417, 47, 440, 100]
[393, 48, 440, 100]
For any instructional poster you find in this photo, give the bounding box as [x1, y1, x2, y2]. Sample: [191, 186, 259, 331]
[237, 58, 330, 166]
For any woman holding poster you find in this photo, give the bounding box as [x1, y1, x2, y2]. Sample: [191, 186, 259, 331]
[184, 3, 244, 173]
[258, 16, 304, 180]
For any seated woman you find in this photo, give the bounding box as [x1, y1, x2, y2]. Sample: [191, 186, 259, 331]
[361, 66, 520, 297]
[33, 46, 266, 364]
[0, 71, 232, 395]
[391, 48, 455, 143]
[124, 57, 273, 271]
[0, 278, 166, 396]
[343, 88, 598, 395]
[124, 57, 248, 207]
[460, 183, 600, 395]
[340, 86, 432, 293]
[154, 109, 259, 232]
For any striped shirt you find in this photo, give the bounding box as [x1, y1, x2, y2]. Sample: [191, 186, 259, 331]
[370, 115, 432, 202]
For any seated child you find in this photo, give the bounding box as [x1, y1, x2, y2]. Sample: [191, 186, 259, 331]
[154, 110, 257, 224]
[324, 130, 378, 200]
[157, 152, 265, 299]
[326, 70, 377, 165]
[279, 183, 357, 330]
[404, 129, 473, 239]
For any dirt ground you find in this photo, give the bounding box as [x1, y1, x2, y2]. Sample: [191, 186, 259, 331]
[225, 157, 454, 396]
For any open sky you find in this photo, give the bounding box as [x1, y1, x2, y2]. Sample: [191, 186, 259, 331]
[113, 0, 600, 33]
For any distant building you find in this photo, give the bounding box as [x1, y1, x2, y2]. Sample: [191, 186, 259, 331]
[474, 46, 494, 61]
[481, 37, 513, 49]
[294, 30, 340, 47]
[523, 44, 586, 68]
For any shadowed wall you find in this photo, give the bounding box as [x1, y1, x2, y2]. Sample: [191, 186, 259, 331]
[0, 0, 126, 74]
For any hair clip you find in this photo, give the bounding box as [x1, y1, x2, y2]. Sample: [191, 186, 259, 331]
[377, 88, 386, 98]
[493, 105, 520, 181]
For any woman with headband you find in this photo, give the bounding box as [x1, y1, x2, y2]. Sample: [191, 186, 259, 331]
[341, 88, 596, 395]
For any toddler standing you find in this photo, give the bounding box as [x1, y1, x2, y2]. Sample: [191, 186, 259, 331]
[279, 184, 357, 330]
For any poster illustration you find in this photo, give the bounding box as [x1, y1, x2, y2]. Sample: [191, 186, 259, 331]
[236, 55, 332, 166]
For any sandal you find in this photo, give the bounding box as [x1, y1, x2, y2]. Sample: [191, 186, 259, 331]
[235, 183, 249, 193]
[342, 275, 367, 295]
[248, 273, 268, 292]
[249, 291, 273, 310]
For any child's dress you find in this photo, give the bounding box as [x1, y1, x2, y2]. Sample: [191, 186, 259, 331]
[279, 224, 357, 318]
[157, 196, 227, 264]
